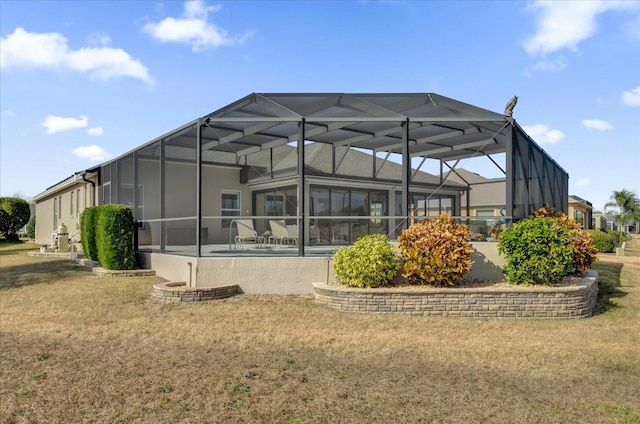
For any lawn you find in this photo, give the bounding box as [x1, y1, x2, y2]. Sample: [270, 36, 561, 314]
[1, 241, 639, 423]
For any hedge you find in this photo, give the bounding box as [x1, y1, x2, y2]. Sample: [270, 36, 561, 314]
[95, 205, 136, 270]
[80, 206, 99, 261]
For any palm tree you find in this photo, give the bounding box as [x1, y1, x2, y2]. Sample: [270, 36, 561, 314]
[604, 189, 640, 233]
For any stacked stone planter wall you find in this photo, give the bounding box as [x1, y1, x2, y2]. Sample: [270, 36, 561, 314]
[153, 282, 240, 303]
[313, 271, 598, 319]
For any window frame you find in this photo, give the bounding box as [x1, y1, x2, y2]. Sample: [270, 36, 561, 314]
[221, 190, 241, 230]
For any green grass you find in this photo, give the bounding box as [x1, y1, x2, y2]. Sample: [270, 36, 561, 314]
[1, 240, 639, 423]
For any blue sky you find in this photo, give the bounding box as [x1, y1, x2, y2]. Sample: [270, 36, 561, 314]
[1, 0, 639, 212]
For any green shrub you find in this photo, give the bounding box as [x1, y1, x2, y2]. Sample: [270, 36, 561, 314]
[531, 205, 598, 272]
[80, 207, 99, 261]
[0, 209, 11, 240]
[605, 230, 624, 247]
[397, 215, 473, 287]
[26, 216, 36, 238]
[588, 230, 614, 253]
[333, 234, 399, 288]
[498, 216, 574, 285]
[95, 205, 136, 270]
[0, 197, 30, 240]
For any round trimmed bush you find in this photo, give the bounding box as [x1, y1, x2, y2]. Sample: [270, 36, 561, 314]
[498, 216, 574, 285]
[397, 215, 473, 287]
[587, 230, 614, 253]
[333, 234, 399, 288]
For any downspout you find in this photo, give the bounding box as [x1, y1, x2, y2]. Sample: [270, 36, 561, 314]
[81, 172, 97, 206]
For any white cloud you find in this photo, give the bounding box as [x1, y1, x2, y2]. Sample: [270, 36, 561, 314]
[87, 127, 104, 136]
[40, 115, 88, 134]
[1, 27, 152, 83]
[522, 124, 565, 145]
[142, 0, 254, 52]
[582, 119, 613, 130]
[621, 86, 640, 107]
[532, 57, 567, 72]
[523, 1, 640, 56]
[577, 177, 591, 187]
[72, 145, 112, 161]
[4, 110, 16, 117]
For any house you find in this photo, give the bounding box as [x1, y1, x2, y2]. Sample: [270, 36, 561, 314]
[568, 195, 593, 229]
[34, 93, 569, 292]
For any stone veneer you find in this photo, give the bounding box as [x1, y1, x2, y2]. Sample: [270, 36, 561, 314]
[92, 267, 157, 277]
[313, 271, 598, 319]
[152, 282, 240, 303]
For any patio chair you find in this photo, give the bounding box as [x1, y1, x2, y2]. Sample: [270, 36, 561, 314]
[269, 220, 296, 247]
[232, 219, 264, 249]
[286, 224, 298, 246]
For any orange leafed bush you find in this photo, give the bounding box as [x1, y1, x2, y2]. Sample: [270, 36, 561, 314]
[398, 215, 473, 286]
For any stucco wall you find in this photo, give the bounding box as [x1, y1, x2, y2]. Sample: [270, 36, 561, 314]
[138, 243, 502, 295]
[35, 179, 96, 246]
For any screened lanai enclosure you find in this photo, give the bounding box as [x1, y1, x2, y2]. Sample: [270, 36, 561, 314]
[99, 93, 568, 257]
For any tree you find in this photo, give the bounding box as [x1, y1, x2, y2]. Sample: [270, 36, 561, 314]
[0, 197, 31, 240]
[604, 189, 640, 233]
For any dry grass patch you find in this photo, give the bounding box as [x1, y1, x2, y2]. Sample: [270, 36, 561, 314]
[1, 241, 639, 423]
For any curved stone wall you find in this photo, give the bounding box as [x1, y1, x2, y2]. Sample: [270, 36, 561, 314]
[313, 271, 598, 319]
[153, 282, 239, 303]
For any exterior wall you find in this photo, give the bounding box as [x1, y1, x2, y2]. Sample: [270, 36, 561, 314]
[196, 257, 333, 295]
[137, 252, 333, 294]
[593, 214, 609, 231]
[34, 177, 97, 246]
[201, 166, 252, 244]
[137, 244, 503, 295]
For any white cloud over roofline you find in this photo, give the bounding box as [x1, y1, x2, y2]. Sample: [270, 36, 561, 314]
[72, 145, 112, 161]
[522, 124, 565, 145]
[582, 119, 613, 131]
[40, 115, 88, 134]
[142, 0, 254, 52]
[0, 28, 152, 83]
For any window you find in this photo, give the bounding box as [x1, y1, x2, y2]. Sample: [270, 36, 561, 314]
[76, 190, 80, 216]
[574, 209, 584, 228]
[265, 194, 284, 216]
[221, 191, 241, 229]
[70, 191, 74, 216]
[476, 210, 494, 217]
[58, 196, 62, 218]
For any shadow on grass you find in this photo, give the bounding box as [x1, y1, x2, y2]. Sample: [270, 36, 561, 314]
[0, 241, 38, 256]
[591, 261, 626, 315]
[0, 260, 90, 290]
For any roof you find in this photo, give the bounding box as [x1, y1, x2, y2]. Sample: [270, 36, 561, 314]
[271, 142, 466, 188]
[33, 168, 99, 201]
[194, 93, 511, 162]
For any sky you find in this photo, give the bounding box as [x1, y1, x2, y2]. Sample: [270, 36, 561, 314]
[1, 0, 639, 212]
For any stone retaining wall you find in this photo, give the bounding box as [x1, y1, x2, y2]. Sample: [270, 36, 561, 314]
[152, 282, 240, 303]
[313, 271, 598, 319]
[93, 267, 157, 277]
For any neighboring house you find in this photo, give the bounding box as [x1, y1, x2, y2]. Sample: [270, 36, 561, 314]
[568, 195, 593, 229]
[33, 169, 99, 247]
[443, 168, 507, 235]
[592, 212, 611, 231]
[33, 93, 569, 290]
